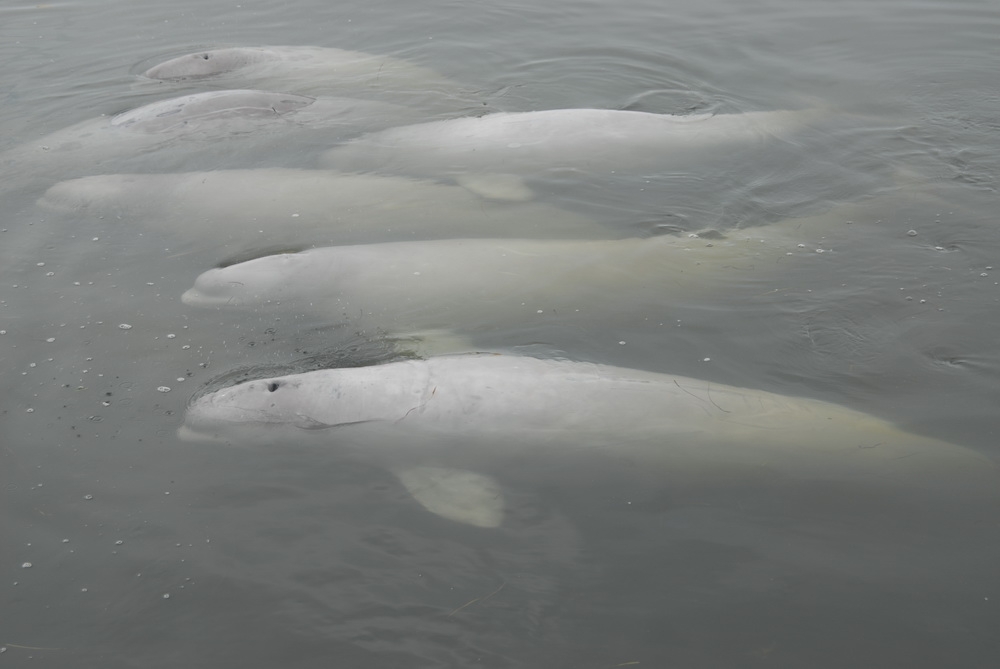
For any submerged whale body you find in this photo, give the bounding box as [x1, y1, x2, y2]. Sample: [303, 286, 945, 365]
[179, 189, 875, 332]
[142, 45, 471, 112]
[39, 168, 607, 258]
[1, 90, 413, 191]
[180, 353, 999, 528]
[181, 186, 955, 335]
[181, 231, 812, 332]
[318, 107, 824, 186]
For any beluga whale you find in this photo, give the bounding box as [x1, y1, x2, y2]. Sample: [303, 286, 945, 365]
[38, 168, 608, 260]
[1, 89, 414, 193]
[317, 107, 825, 199]
[180, 188, 926, 336]
[179, 353, 1000, 528]
[141, 45, 475, 114]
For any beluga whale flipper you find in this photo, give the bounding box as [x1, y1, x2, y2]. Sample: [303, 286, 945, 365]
[179, 354, 1000, 528]
[141, 45, 474, 114]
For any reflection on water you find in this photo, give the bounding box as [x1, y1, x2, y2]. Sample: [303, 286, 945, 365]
[2, 0, 1000, 666]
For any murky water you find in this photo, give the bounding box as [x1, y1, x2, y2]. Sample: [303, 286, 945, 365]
[2, 0, 999, 667]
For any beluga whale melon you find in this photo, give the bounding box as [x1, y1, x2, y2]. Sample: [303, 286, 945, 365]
[1, 89, 413, 192]
[142, 45, 474, 114]
[317, 107, 825, 198]
[38, 168, 608, 260]
[179, 353, 1000, 528]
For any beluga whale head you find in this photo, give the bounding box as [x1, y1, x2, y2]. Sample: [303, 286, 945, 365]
[111, 90, 315, 134]
[182, 251, 321, 308]
[144, 47, 279, 79]
[179, 359, 509, 527]
[179, 361, 434, 444]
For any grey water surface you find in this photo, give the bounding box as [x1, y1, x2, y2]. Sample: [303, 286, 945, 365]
[2, 0, 1000, 667]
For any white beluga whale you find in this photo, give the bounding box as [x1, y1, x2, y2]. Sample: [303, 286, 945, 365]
[179, 186, 893, 334]
[38, 168, 607, 260]
[181, 184, 956, 334]
[141, 45, 474, 113]
[180, 232, 799, 332]
[1, 89, 414, 192]
[179, 353, 1000, 528]
[317, 107, 825, 198]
